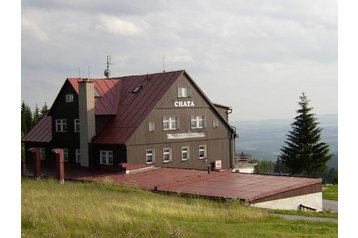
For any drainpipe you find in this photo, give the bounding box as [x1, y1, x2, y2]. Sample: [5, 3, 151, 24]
[230, 126, 237, 169]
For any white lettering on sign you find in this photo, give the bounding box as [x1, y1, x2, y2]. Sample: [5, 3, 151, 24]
[174, 101, 195, 107]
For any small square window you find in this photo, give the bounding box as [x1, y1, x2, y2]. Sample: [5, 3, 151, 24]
[100, 150, 113, 165]
[181, 146, 190, 161]
[163, 116, 178, 131]
[63, 149, 69, 162]
[74, 119, 80, 132]
[75, 149, 81, 163]
[178, 87, 190, 98]
[65, 94, 74, 103]
[213, 118, 219, 128]
[199, 145, 207, 160]
[163, 148, 172, 163]
[148, 122, 155, 132]
[146, 149, 155, 164]
[55, 119, 67, 132]
[191, 116, 205, 129]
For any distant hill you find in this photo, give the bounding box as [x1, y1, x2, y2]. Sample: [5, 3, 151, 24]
[233, 114, 338, 168]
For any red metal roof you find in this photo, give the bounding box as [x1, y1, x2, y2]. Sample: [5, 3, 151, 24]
[22, 114, 52, 142]
[67, 78, 121, 115]
[93, 70, 184, 144]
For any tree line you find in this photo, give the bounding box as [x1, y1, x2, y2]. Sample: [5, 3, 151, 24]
[21, 101, 49, 137]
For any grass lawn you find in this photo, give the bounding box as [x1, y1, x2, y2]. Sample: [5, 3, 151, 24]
[323, 184, 338, 201]
[22, 178, 337, 237]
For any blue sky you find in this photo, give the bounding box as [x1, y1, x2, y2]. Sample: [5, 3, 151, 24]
[21, 0, 337, 121]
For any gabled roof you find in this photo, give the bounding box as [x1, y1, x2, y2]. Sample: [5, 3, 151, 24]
[67, 78, 121, 115]
[23, 70, 236, 145]
[93, 70, 184, 144]
[22, 114, 52, 143]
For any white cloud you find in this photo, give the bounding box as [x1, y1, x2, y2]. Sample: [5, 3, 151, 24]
[21, 17, 49, 42]
[96, 14, 144, 36]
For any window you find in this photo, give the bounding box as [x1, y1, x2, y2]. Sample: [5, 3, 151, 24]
[163, 148, 172, 163]
[55, 119, 67, 132]
[199, 145, 207, 160]
[213, 118, 219, 128]
[191, 116, 205, 129]
[74, 119, 80, 132]
[178, 87, 191, 98]
[94, 88, 100, 98]
[146, 149, 155, 164]
[100, 150, 113, 165]
[132, 85, 143, 93]
[40, 148, 46, 160]
[181, 146, 190, 161]
[65, 94, 74, 103]
[163, 116, 178, 131]
[148, 122, 155, 132]
[63, 149, 69, 162]
[75, 149, 81, 163]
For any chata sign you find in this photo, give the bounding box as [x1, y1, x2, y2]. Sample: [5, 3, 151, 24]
[174, 101, 195, 107]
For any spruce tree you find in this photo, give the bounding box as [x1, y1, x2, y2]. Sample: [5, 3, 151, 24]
[33, 104, 41, 126]
[40, 102, 49, 118]
[21, 101, 33, 136]
[280, 93, 332, 176]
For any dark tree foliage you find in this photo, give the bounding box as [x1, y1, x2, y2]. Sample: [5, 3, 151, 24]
[280, 93, 332, 177]
[32, 104, 41, 126]
[274, 156, 289, 174]
[40, 102, 49, 118]
[21, 101, 33, 137]
[253, 160, 274, 174]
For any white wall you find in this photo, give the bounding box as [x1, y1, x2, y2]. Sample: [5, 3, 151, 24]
[251, 192, 322, 211]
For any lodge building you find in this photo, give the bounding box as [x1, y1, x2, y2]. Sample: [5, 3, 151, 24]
[23, 70, 238, 172]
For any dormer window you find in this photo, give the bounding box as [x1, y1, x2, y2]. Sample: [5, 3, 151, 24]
[94, 88, 100, 98]
[65, 94, 74, 103]
[132, 85, 143, 93]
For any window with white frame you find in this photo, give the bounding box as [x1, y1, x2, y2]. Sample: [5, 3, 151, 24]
[148, 122, 155, 132]
[163, 148, 172, 163]
[199, 145, 207, 160]
[40, 148, 46, 160]
[63, 149, 69, 162]
[75, 149, 81, 163]
[213, 118, 219, 128]
[177, 87, 191, 98]
[65, 94, 74, 103]
[191, 115, 205, 129]
[146, 149, 155, 164]
[100, 150, 113, 165]
[74, 119, 80, 132]
[163, 116, 178, 131]
[181, 146, 190, 161]
[55, 119, 67, 132]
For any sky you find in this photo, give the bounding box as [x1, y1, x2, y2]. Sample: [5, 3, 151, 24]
[21, 0, 337, 121]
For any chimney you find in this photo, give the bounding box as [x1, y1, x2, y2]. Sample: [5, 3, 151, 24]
[79, 79, 96, 167]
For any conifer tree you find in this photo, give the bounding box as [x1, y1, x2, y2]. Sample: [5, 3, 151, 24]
[33, 104, 41, 125]
[21, 101, 33, 136]
[40, 102, 49, 118]
[280, 93, 332, 176]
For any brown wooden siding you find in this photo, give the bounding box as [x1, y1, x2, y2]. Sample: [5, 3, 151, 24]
[127, 74, 233, 169]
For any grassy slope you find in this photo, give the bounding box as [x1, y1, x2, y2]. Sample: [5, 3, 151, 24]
[323, 184, 338, 201]
[22, 178, 337, 238]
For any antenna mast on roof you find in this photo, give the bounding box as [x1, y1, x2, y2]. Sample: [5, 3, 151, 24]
[104, 55, 112, 78]
[162, 55, 165, 72]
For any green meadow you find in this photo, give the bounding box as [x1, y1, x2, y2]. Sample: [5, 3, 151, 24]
[21, 178, 337, 237]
